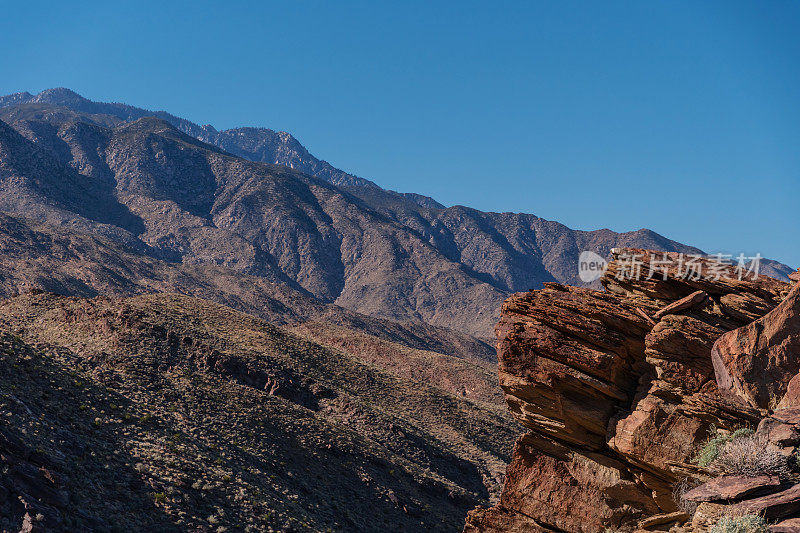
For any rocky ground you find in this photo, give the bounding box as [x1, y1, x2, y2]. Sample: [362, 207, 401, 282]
[465, 249, 799, 532]
[0, 291, 519, 532]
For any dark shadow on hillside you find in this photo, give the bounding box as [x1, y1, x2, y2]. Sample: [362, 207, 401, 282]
[0, 333, 179, 532]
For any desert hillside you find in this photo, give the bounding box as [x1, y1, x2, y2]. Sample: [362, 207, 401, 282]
[0, 291, 518, 532]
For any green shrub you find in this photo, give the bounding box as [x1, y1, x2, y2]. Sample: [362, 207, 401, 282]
[714, 434, 790, 478]
[694, 427, 754, 468]
[709, 514, 768, 533]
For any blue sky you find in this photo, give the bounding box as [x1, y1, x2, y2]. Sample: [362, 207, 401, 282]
[1, 1, 798, 266]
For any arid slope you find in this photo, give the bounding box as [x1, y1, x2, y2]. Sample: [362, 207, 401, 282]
[0, 291, 518, 532]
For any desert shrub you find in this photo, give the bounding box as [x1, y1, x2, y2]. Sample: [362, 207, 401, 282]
[672, 477, 700, 515]
[694, 427, 754, 468]
[709, 514, 768, 533]
[713, 433, 790, 478]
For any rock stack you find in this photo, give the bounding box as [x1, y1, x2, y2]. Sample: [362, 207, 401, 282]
[465, 249, 798, 532]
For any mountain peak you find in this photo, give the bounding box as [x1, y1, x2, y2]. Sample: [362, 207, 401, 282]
[0, 91, 34, 108]
[32, 87, 89, 106]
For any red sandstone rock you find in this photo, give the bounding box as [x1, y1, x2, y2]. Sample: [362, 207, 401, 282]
[771, 408, 800, 425]
[682, 475, 782, 502]
[756, 416, 800, 449]
[466, 249, 785, 533]
[731, 483, 800, 519]
[644, 314, 723, 390]
[713, 283, 800, 409]
[720, 292, 777, 322]
[637, 511, 689, 529]
[771, 517, 800, 533]
[653, 290, 710, 320]
[779, 374, 800, 410]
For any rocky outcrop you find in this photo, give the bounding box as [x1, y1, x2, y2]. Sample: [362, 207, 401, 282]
[772, 517, 800, 532]
[683, 475, 782, 502]
[465, 249, 792, 532]
[731, 484, 800, 520]
[712, 282, 800, 410]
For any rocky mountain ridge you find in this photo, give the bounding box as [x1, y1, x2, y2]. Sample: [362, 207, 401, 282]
[2, 89, 784, 345]
[0, 88, 402, 193]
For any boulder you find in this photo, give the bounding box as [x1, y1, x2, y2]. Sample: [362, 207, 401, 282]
[779, 374, 800, 410]
[756, 416, 800, 449]
[637, 511, 689, 530]
[731, 483, 800, 519]
[476, 432, 659, 532]
[712, 283, 800, 409]
[464, 506, 550, 532]
[682, 475, 782, 502]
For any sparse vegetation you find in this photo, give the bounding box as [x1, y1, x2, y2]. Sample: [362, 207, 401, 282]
[0, 292, 518, 531]
[694, 426, 788, 478]
[694, 427, 754, 468]
[709, 514, 768, 533]
[713, 433, 790, 478]
[672, 477, 700, 515]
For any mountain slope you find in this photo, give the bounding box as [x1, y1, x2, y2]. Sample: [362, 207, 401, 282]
[0, 291, 517, 532]
[0, 110, 509, 339]
[4, 92, 781, 290]
[0, 211, 493, 361]
[0, 94, 755, 342]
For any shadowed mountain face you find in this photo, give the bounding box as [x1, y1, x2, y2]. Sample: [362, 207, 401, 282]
[0, 89, 756, 344]
[0, 291, 517, 532]
[0, 211, 495, 360]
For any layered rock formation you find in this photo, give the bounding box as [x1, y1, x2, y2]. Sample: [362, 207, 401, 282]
[466, 249, 793, 532]
[712, 282, 800, 410]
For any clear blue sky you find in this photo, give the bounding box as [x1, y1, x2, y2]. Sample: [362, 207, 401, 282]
[1, 1, 798, 266]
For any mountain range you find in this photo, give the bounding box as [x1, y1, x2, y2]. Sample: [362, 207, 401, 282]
[3, 88, 788, 346]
